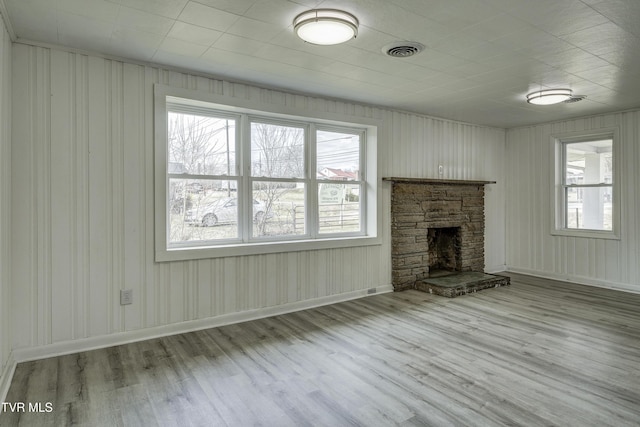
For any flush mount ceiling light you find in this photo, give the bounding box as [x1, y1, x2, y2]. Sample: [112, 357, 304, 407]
[526, 88, 573, 105]
[293, 9, 359, 45]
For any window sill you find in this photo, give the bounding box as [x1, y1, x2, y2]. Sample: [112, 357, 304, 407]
[156, 235, 382, 262]
[551, 228, 620, 240]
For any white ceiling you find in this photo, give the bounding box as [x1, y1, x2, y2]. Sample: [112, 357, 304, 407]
[2, 0, 640, 128]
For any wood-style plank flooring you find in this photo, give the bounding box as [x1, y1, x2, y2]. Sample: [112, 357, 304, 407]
[2, 273, 640, 426]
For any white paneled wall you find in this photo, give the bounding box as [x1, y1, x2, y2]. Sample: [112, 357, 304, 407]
[506, 112, 640, 292]
[0, 13, 13, 398]
[385, 111, 507, 272]
[10, 42, 506, 358]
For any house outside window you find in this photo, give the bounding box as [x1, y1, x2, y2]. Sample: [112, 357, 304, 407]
[154, 86, 380, 261]
[552, 129, 619, 239]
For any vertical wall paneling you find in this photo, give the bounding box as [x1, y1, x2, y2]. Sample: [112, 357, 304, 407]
[12, 46, 53, 349]
[87, 56, 109, 338]
[10, 42, 507, 356]
[382, 111, 507, 273]
[110, 60, 124, 333]
[122, 63, 145, 332]
[36, 48, 52, 347]
[143, 66, 157, 329]
[0, 12, 13, 398]
[50, 50, 74, 343]
[506, 111, 640, 292]
[10, 45, 30, 350]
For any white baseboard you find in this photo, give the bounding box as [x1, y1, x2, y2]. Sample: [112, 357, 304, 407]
[12, 285, 393, 363]
[506, 267, 640, 294]
[486, 264, 507, 274]
[0, 351, 16, 403]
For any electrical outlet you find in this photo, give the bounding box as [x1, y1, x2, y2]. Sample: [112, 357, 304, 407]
[438, 164, 444, 176]
[120, 289, 133, 305]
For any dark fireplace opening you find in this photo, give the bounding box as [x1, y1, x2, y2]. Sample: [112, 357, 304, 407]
[427, 227, 461, 276]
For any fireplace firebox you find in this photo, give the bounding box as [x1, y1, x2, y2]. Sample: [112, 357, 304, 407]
[427, 227, 461, 274]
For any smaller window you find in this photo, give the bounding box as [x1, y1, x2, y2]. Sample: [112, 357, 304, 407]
[552, 130, 619, 239]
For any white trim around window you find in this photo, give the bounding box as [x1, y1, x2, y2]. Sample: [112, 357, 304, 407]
[550, 128, 620, 240]
[154, 85, 381, 261]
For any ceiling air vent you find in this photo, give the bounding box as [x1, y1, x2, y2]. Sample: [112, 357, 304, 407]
[563, 95, 587, 103]
[383, 42, 424, 58]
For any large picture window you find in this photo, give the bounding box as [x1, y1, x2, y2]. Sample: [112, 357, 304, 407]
[155, 86, 379, 261]
[552, 130, 619, 239]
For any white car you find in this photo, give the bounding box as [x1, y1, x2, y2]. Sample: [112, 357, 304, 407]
[184, 198, 267, 226]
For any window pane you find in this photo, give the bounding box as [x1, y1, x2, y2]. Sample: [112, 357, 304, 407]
[318, 183, 361, 234]
[317, 130, 360, 180]
[565, 139, 612, 185]
[251, 122, 304, 178]
[169, 179, 238, 243]
[253, 181, 305, 237]
[168, 112, 236, 176]
[565, 186, 612, 231]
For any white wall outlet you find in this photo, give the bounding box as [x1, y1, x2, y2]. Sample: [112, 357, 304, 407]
[120, 289, 133, 305]
[438, 164, 444, 176]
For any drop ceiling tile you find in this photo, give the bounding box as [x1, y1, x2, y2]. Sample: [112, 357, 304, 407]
[344, 27, 389, 55]
[115, 6, 175, 36]
[460, 13, 532, 42]
[396, 0, 502, 32]
[589, 0, 640, 36]
[444, 61, 497, 80]
[226, 17, 286, 41]
[58, 0, 121, 21]
[243, 0, 309, 26]
[212, 34, 266, 55]
[338, 0, 451, 43]
[107, 0, 189, 19]
[429, 33, 489, 56]
[56, 11, 115, 46]
[561, 21, 639, 56]
[178, 2, 240, 31]
[254, 44, 334, 70]
[4, 0, 60, 40]
[491, 26, 575, 58]
[597, 46, 640, 69]
[194, 0, 257, 15]
[542, 48, 612, 75]
[110, 27, 164, 60]
[507, 0, 610, 36]
[166, 22, 223, 46]
[325, 46, 389, 69]
[406, 50, 469, 72]
[156, 37, 209, 57]
[574, 65, 621, 89]
[200, 46, 265, 69]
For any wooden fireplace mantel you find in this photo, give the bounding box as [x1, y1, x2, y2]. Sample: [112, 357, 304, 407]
[382, 177, 496, 185]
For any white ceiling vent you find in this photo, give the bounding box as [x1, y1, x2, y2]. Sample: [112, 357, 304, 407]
[563, 95, 587, 103]
[383, 42, 424, 58]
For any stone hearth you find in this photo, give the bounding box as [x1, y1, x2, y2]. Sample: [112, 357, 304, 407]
[418, 272, 510, 298]
[384, 177, 509, 295]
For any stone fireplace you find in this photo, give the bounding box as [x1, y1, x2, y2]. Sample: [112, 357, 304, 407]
[384, 177, 495, 291]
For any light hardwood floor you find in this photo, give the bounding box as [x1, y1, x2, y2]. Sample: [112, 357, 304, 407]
[2, 273, 640, 426]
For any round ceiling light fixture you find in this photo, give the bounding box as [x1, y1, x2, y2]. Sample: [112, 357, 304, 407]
[526, 88, 573, 105]
[293, 9, 359, 45]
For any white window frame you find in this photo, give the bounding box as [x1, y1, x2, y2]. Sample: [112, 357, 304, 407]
[154, 85, 381, 261]
[551, 128, 620, 240]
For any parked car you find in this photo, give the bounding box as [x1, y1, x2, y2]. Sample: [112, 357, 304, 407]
[184, 198, 267, 226]
[185, 182, 203, 194]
